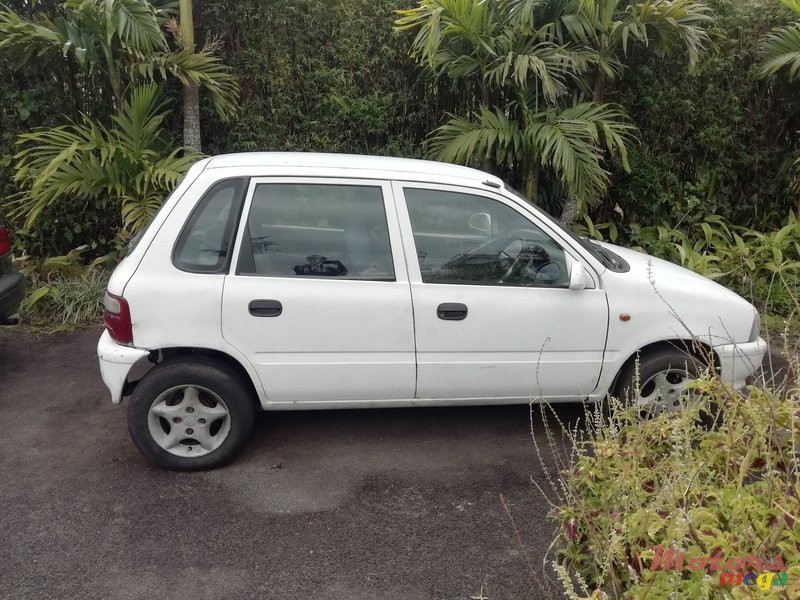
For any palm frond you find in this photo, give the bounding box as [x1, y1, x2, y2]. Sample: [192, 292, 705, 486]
[504, 0, 548, 31]
[66, 0, 167, 55]
[526, 113, 607, 204]
[130, 47, 240, 119]
[559, 102, 639, 171]
[112, 0, 167, 54]
[12, 84, 202, 234]
[0, 8, 67, 68]
[781, 0, 800, 18]
[110, 83, 171, 153]
[426, 108, 524, 165]
[395, 0, 500, 72]
[615, 0, 713, 70]
[486, 31, 584, 102]
[757, 23, 800, 80]
[13, 121, 112, 228]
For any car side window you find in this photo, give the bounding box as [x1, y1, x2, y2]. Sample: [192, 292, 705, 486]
[405, 188, 569, 288]
[238, 183, 395, 281]
[173, 178, 247, 273]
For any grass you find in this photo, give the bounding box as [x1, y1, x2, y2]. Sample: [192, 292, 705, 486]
[20, 268, 108, 329]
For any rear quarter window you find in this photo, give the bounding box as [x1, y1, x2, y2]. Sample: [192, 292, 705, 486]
[172, 178, 248, 273]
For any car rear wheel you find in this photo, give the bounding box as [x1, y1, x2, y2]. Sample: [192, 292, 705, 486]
[127, 357, 255, 470]
[616, 348, 703, 415]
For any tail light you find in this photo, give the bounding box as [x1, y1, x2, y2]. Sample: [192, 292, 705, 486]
[0, 226, 10, 256]
[104, 292, 133, 344]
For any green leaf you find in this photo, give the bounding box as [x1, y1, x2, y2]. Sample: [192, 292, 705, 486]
[22, 286, 52, 310]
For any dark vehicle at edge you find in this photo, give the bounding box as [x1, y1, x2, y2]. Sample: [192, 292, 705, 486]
[0, 214, 24, 324]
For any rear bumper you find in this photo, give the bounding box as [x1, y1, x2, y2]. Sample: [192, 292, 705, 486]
[97, 330, 149, 404]
[0, 269, 24, 323]
[716, 337, 768, 389]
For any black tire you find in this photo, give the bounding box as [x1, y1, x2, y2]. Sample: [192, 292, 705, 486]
[615, 348, 703, 414]
[127, 356, 256, 471]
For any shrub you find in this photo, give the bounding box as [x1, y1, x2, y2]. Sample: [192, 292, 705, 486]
[541, 382, 800, 599]
[21, 268, 109, 327]
[17, 246, 110, 327]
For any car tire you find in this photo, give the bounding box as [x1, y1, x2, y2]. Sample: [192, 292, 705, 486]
[615, 347, 704, 414]
[127, 356, 256, 470]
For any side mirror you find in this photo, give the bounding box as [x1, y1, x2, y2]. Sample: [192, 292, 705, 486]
[568, 260, 587, 291]
[468, 212, 492, 234]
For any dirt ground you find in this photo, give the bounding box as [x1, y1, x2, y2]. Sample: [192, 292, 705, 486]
[0, 326, 584, 600]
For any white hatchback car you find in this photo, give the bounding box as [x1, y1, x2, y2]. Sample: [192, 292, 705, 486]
[98, 153, 766, 470]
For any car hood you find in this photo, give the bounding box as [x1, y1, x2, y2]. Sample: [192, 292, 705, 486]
[596, 241, 757, 345]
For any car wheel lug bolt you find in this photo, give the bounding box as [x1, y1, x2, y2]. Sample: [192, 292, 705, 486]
[186, 407, 194, 413]
[186, 428, 194, 435]
[173, 417, 181, 423]
[199, 418, 206, 424]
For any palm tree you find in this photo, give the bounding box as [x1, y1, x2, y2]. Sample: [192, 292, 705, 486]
[0, 0, 238, 121]
[396, 0, 637, 221]
[759, 0, 800, 81]
[513, 0, 713, 102]
[395, 0, 590, 108]
[12, 84, 202, 234]
[428, 99, 636, 213]
[0, 0, 236, 236]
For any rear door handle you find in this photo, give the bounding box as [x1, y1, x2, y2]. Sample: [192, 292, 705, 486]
[437, 302, 468, 321]
[249, 299, 282, 317]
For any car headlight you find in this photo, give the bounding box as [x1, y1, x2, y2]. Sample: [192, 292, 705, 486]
[749, 311, 761, 342]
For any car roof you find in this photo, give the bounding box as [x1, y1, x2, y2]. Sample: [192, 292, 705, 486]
[205, 152, 504, 186]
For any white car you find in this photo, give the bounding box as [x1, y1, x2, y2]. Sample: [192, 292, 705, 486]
[97, 153, 766, 470]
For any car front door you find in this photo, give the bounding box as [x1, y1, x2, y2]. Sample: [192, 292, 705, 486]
[394, 182, 609, 402]
[222, 178, 415, 405]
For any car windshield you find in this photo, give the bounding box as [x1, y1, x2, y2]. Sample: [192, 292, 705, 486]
[504, 185, 629, 272]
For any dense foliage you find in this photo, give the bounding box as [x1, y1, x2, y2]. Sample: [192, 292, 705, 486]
[608, 0, 800, 228]
[1, 0, 800, 299]
[197, 0, 438, 157]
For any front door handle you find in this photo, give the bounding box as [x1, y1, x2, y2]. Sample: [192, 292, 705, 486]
[437, 302, 468, 321]
[249, 299, 282, 317]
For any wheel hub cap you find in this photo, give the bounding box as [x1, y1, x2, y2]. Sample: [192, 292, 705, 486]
[636, 369, 695, 414]
[147, 385, 231, 457]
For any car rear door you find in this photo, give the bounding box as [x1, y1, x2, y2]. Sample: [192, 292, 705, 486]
[222, 177, 416, 405]
[393, 181, 609, 402]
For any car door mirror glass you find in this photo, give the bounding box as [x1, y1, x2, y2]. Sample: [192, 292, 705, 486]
[468, 212, 492, 235]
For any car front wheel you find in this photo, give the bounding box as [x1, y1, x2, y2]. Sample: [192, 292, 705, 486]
[127, 357, 255, 470]
[616, 348, 703, 415]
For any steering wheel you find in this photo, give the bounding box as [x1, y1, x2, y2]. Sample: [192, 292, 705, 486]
[495, 231, 551, 283]
[530, 260, 562, 285]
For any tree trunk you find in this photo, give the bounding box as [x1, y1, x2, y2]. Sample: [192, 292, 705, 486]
[180, 0, 201, 151]
[593, 68, 605, 104]
[480, 83, 492, 173]
[560, 196, 580, 229]
[105, 49, 125, 111]
[524, 163, 539, 202]
[183, 84, 201, 151]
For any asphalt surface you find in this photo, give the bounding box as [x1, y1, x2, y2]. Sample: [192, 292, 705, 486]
[0, 326, 583, 600]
